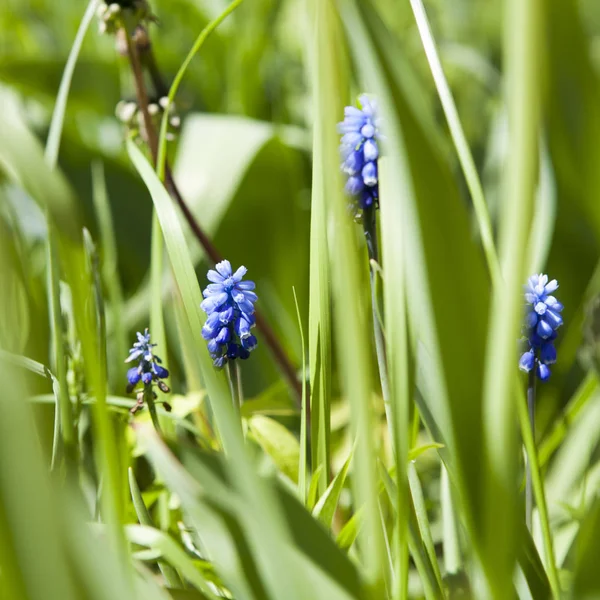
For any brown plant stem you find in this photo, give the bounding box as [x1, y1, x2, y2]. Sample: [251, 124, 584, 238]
[121, 26, 302, 404]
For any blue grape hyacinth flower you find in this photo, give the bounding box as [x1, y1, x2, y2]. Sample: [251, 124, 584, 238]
[125, 328, 170, 395]
[519, 274, 564, 381]
[338, 94, 381, 219]
[201, 260, 258, 368]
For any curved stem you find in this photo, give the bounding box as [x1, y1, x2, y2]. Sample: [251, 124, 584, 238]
[121, 26, 302, 405]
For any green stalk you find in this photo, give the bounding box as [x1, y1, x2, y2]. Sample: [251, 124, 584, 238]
[516, 384, 561, 598]
[156, 0, 247, 179]
[363, 207, 390, 408]
[144, 385, 162, 436]
[47, 222, 76, 462]
[408, 0, 501, 287]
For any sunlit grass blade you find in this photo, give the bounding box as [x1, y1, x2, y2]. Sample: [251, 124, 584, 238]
[407, 0, 500, 287]
[126, 524, 218, 598]
[44, 0, 99, 168]
[539, 373, 598, 468]
[305, 4, 333, 497]
[128, 468, 183, 588]
[312, 446, 353, 529]
[292, 286, 308, 502]
[440, 464, 462, 576]
[156, 0, 247, 178]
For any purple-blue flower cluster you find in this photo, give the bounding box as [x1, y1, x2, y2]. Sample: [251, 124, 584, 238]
[201, 260, 258, 368]
[338, 95, 380, 218]
[519, 274, 564, 381]
[125, 328, 169, 393]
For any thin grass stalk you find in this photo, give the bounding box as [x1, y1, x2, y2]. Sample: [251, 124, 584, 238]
[155, 0, 247, 179]
[407, 0, 501, 287]
[293, 287, 308, 502]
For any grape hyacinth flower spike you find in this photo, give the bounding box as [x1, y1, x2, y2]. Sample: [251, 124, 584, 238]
[201, 260, 258, 368]
[125, 328, 170, 414]
[519, 274, 564, 381]
[338, 94, 381, 220]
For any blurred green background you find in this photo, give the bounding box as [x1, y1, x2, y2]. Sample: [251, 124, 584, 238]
[3, 0, 600, 598]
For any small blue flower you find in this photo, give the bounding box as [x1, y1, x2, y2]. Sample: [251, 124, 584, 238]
[519, 274, 563, 381]
[125, 328, 169, 393]
[338, 95, 381, 218]
[201, 260, 258, 368]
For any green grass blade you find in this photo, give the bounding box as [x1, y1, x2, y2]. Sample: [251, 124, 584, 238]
[292, 286, 308, 502]
[44, 0, 99, 168]
[407, 0, 500, 287]
[539, 372, 598, 467]
[128, 468, 183, 588]
[126, 525, 219, 599]
[440, 464, 462, 575]
[379, 157, 412, 599]
[156, 0, 247, 179]
[91, 161, 128, 386]
[480, 0, 544, 592]
[309, 0, 385, 591]
[306, 0, 334, 497]
[312, 446, 353, 529]
[407, 463, 444, 592]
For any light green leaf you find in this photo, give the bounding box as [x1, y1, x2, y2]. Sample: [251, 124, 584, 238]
[248, 415, 300, 484]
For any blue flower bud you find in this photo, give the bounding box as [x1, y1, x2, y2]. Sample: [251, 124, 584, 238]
[520, 274, 563, 381]
[338, 95, 381, 217]
[201, 260, 258, 368]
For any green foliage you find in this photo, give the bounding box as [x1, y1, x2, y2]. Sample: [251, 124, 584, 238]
[2, 0, 600, 598]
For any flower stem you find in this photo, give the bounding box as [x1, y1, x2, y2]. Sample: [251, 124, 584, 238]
[144, 386, 162, 436]
[235, 360, 244, 406]
[363, 207, 390, 406]
[226, 363, 241, 415]
[526, 367, 536, 530]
